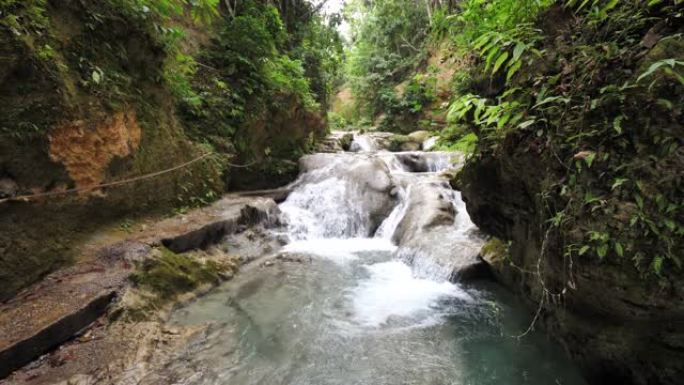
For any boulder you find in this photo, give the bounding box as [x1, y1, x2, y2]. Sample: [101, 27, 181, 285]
[388, 134, 420, 152]
[407, 130, 432, 144]
[0, 178, 18, 198]
[400, 141, 421, 152]
[392, 176, 484, 280]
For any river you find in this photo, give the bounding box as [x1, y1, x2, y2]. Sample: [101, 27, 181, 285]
[145, 137, 588, 385]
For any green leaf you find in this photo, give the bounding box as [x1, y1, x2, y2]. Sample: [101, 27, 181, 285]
[613, 115, 624, 134]
[506, 60, 522, 81]
[664, 219, 676, 231]
[611, 177, 628, 190]
[600, 0, 619, 13]
[635, 194, 644, 210]
[533, 96, 569, 109]
[492, 52, 509, 75]
[579, 245, 590, 256]
[637, 59, 676, 83]
[596, 244, 608, 259]
[512, 42, 526, 62]
[584, 152, 596, 168]
[484, 48, 500, 72]
[614, 242, 624, 257]
[92, 70, 101, 84]
[518, 119, 536, 129]
[652, 256, 664, 275]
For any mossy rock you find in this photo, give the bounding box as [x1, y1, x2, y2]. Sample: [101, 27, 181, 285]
[388, 134, 421, 152]
[339, 132, 354, 151]
[407, 130, 432, 143]
[480, 237, 508, 267]
[130, 247, 224, 300]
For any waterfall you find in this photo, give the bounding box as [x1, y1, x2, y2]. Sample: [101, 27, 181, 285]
[423, 136, 438, 151]
[349, 135, 377, 152]
[278, 147, 482, 282]
[374, 185, 411, 239]
[279, 177, 366, 239]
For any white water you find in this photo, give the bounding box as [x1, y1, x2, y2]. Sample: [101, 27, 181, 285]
[279, 177, 367, 239]
[350, 260, 473, 328]
[349, 135, 378, 152]
[374, 185, 410, 239]
[282, 238, 397, 264]
[423, 136, 439, 151]
[162, 140, 588, 385]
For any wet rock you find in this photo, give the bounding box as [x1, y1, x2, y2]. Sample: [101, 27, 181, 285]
[315, 131, 354, 153]
[400, 141, 421, 152]
[0, 177, 18, 198]
[238, 200, 282, 228]
[162, 199, 281, 253]
[422, 136, 439, 151]
[0, 291, 116, 379]
[459, 147, 684, 385]
[395, 153, 428, 172]
[340, 133, 354, 151]
[407, 130, 432, 144]
[393, 178, 484, 279]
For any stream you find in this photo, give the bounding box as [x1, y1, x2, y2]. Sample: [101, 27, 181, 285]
[148, 138, 588, 385]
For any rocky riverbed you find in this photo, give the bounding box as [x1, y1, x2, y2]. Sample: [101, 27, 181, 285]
[1, 131, 587, 385]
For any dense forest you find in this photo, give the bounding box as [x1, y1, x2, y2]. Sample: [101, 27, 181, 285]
[0, 0, 682, 384]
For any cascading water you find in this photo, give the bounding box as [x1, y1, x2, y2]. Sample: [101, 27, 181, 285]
[374, 185, 410, 239]
[154, 137, 588, 385]
[349, 134, 378, 152]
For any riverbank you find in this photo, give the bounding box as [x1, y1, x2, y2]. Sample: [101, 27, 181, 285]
[2, 131, 586, 385]
[0, 192, 284, 384]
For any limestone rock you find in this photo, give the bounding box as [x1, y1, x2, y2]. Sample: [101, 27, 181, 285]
[459, 146, 684, 385]
[407, 130, 432, 144]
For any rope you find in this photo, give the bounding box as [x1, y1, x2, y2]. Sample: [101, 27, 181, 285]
[0, 152, 257, 204]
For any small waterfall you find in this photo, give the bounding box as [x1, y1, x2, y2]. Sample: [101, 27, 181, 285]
[395, 248, 458, 281]
[349, 135, 377, 152]
[424, 152, 460, 172]
[278, 146, 481, 282]
[280, 177, 368, 240]
[279, 153, 396, 240]
[374, 185, 411, 239]
[377, 152, 408, 172]
[423, 136, 438, 151]
[396, 186, 482, 281]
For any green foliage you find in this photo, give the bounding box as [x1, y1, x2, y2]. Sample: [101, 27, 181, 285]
[454, 0, 684, 276]
[328, 112, 349, 131]
[437, 132, 478, 153]
[472, 24, 543, 80]
[0, 0, 49, 35]
[179, 0, 341, 156]
[344, 0, 430, 120]
[377, 73, 437, 133]
[453, 0, 554, 45]
[447, 91, 528, 139]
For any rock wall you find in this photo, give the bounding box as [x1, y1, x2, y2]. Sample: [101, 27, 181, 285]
[0, 1, 324, 302]
[459, 146, 684, 385]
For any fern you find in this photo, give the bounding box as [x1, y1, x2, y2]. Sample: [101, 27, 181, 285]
[472, 24, 543, 79]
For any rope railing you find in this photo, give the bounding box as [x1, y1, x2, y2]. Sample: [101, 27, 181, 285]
[0, 152, 257, 204]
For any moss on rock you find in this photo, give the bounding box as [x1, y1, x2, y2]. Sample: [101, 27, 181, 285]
[130, 247, 227, 301]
